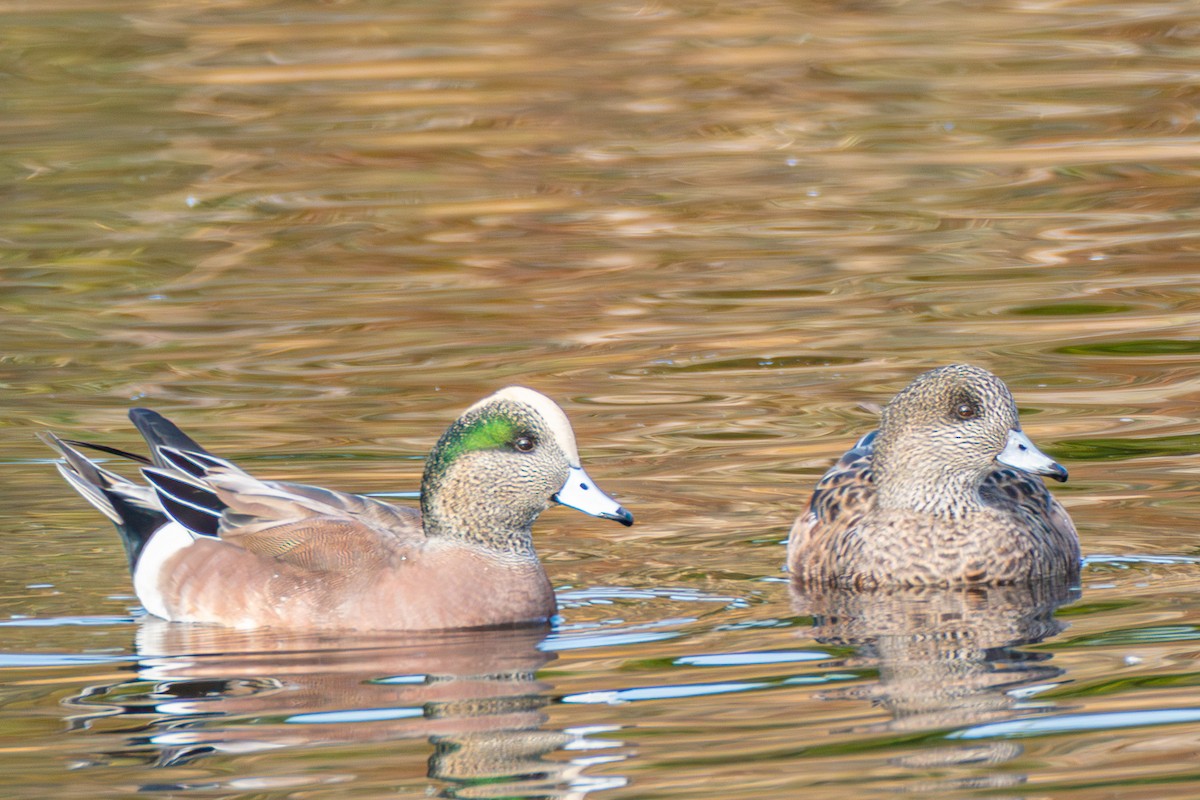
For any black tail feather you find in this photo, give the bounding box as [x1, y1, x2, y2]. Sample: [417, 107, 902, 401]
[142, 469, 224, 538]
[157, 447, 228, 480]
[129, 408, 211, 466]
[47, 410, 231, 566]
[60, 439, 153, 466]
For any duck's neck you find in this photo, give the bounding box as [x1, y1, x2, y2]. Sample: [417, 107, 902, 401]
[874, 471, 986, 518]
[419, 465, 541, 558]
[421, 505, 539, 557]
[872, 440, 987, 519]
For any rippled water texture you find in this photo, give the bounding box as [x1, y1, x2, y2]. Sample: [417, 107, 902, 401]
[4, 0, 1200, 797]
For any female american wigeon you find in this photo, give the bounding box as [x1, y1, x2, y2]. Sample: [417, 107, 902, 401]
[788, 365, 1080, 588]
[42, 387, 633, 630]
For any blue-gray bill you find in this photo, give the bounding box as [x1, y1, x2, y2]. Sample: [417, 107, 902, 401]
[553, 466, 634, 526]
[997, 428, 1068, 482]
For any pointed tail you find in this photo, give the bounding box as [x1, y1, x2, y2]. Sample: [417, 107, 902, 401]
[129, 408, 212, 467]
[39, 432, 167, 570]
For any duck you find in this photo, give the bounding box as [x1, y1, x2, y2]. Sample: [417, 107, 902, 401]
[787, 364, 1080, 588]
[42, 387, 633, 630]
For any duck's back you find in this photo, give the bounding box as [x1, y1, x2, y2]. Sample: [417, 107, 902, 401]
[787, 431, 1080, 588]
[787, 431, 876, 586]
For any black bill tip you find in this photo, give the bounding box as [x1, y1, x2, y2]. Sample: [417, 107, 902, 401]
[605, 506, 634, 527]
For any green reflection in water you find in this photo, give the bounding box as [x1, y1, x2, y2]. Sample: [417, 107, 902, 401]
[1045, 673, 1200, 700]
[1057, 339, 1200, 356]
[1015, 303, 1135, 316]
[1054, 434, 1200, 461]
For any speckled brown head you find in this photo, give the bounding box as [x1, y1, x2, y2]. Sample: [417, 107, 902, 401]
[420, 387, 633, 554]
[872, 364, 1066, 516]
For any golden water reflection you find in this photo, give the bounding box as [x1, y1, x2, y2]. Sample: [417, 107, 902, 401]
[65, 622, 624, 797]
[5, 0, 1200, 796]
[793, 580, 1078, 794]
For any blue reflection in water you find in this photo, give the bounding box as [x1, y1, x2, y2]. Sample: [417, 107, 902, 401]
[952, 707, 1200, 740]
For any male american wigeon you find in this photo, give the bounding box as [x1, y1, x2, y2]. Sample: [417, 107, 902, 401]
[42, 387, 633, 630]
[788, 364, 1080, 588]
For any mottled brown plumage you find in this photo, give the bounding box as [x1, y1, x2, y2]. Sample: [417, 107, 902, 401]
[43, 387, 633, 631]
[788, 365, 1080, 588]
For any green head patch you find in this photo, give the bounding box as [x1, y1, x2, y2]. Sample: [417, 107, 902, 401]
[424, 408, 527, 481]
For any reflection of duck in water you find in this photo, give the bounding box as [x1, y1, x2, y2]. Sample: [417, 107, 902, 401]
[41, 387, 632, 630]
[792, 579, 1078, 790]
[65, 623, 614, 797]
[788, 365, 1080, 588]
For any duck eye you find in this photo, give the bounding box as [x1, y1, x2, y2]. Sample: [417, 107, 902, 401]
[955, 402, 977, 420]
[513, 436, 536, 453]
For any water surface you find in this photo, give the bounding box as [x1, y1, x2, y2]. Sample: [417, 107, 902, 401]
[4, 0, 1200, 797]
